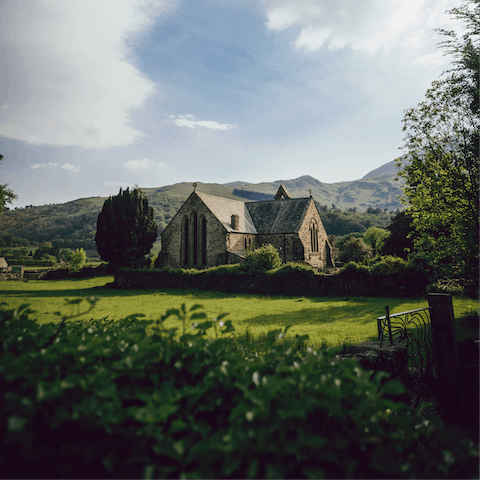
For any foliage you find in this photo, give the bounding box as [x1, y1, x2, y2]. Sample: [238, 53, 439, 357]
[0, 155, 17, 215]
[0, 188, 397, 253]
[242, 244, 282, 273]
[338, 236, 371, 264]
[95, 187, 158, 268]
[397, 0, 479, 283]
[363, 226, 390, 256]
[381, 211, 415, 259]
[69, 248, 87, 272]
[0, 301, 477, 479]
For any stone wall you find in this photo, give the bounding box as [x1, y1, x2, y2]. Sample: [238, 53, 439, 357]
[297, 199, 331, 270]
[0, 271, 22, 281]
[160, 193, 228, 269]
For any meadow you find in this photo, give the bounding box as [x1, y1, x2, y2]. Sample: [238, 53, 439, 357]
[1, 276, 477, 347]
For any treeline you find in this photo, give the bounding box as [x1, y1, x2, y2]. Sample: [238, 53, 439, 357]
[316, 202, 397, 236]
[0, 195, 399, 251]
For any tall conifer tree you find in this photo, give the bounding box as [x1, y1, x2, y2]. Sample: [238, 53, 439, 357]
[95, 187, 158, 267]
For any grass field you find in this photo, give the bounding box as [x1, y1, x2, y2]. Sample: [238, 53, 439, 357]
[0, 276, 478, 347]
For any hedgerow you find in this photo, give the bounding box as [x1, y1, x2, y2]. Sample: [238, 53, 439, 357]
[0, 301, 477, 479]
[114, 258, 429, 297]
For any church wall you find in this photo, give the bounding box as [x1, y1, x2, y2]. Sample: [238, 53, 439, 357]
[255, 233, 304, 264]
[297, 199, 330, 270]
[227, 233, 256, 253]
[160, 193, 227, 268]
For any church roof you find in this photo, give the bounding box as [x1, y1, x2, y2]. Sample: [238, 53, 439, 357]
[196, 192, 257, 233]
[246, 197, 311, 234]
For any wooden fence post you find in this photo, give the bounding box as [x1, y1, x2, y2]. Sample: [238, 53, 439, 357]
[428, 293, 466, 423]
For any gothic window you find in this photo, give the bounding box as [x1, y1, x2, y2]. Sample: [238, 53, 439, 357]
[201, 217, 207, 265]
[182, 216, 189, 265]
[244, 238, 247, 250]
[191, 212, 198, 265]
[310, 221, 319, 253]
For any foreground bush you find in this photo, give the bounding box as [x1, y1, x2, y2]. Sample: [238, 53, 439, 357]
[1, 301, 477, 479]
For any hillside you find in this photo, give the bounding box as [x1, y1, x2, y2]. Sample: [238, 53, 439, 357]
[0, 161, 404, 250]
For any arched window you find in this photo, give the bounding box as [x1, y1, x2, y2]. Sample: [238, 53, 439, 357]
[182, 216, 189, 265]
[310, 221, 319, 253]
[201, 217, 207, 265]
[191, 212, 198, 265]
[244, 238, 247, 250]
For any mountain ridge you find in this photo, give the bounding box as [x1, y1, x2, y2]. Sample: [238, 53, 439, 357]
[0, 160, 404, 249]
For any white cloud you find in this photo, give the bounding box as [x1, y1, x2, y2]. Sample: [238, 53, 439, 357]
[31, 162, 59, 169]
[31, 161, 81, 173]
[0, 0, 178, 148]
[123, 157, 170, 170]
[170, 114, 236, 131]
[263, 0, 457, 57]
[60, 163, 82, 174]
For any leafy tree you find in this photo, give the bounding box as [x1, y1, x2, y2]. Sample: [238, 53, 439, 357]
[0, 155, 17, 214]
[59, 249, 74, 262]
[397, 0, 479, 282]
[69, 248, 87, 272]
[381, 211, 415, 259]
[95, 187, 158, 268]
[338, 237, 371, 264]
[362, 226, 390, 256]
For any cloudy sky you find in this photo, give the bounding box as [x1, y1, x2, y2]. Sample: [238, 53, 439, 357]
[1, 0, 460, 208]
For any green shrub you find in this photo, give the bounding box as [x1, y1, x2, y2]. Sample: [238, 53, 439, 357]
[0, 301, 477, 479]
[242, 244, 282, 273]
[69, 248, 87, 272]
[369, 255, 407, 276]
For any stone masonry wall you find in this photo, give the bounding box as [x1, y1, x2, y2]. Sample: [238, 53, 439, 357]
[0, 272, 22, 281]
[255, 233, 304, 264]
[297, 199, 330, 270]
[161, 193, 227, 269]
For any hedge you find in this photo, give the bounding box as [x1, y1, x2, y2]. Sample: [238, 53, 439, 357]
[113, 261, 430, 297]
[1, 301, 477, 478]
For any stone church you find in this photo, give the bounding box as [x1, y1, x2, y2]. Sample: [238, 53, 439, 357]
[157, 184, 335, 270]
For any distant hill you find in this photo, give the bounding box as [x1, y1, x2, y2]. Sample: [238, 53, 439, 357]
[0, 160, 404, 250]
[362, 160, 398, 179]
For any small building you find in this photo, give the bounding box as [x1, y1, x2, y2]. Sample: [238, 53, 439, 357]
[0, 257, 8, 271]
[157, 183, 334, 270]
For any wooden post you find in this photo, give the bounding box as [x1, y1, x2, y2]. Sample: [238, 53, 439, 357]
[428, 293, 466, 424]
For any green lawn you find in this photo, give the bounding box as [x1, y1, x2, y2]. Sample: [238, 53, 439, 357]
[0, 276, 477, 347]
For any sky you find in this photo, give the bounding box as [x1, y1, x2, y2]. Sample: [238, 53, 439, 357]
[0, 0, 461, 208]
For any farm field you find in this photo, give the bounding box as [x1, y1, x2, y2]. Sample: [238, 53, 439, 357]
[0, 276, 477, 347]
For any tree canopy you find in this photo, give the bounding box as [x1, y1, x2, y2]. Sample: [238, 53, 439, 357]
[396, 0, 479, 282]
[95, 187, 158, 268]
[0, 155, 18, 214]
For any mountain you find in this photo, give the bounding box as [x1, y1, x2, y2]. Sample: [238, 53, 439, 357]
[0, 160, 404, 249]
[362, 160, 398, 179]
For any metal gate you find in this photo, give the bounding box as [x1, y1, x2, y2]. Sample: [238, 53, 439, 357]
[377, 306, 440, 417]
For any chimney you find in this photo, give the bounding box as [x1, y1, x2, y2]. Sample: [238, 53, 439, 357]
[231, 214, 239, 230]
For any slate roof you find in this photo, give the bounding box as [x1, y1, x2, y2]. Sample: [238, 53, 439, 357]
[196, 192, 257, 233]
[246, 198, 311, 234]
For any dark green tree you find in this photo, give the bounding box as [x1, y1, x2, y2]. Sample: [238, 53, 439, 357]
[396, 0, 479, 282]
[0, 155, 18, 214]
[95, 187, 158, 268]
[381, 211, 415, 259]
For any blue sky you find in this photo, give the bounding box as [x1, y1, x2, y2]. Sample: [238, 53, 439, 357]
[1, 0, 460, 208]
